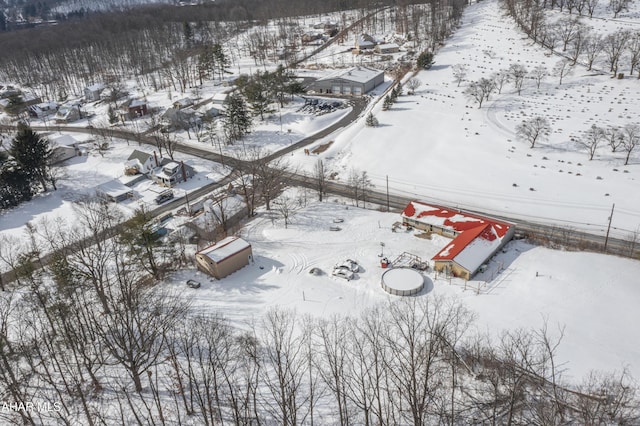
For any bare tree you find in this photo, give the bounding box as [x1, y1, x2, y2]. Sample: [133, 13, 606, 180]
[610, 0, 632, 18]
[530, 65, 548, 89]
[259, 308, 310, 425]
[273, 195, 299, 229]
[620, 123, 640, 165]
[555, 17, 584, 51]
[603, 30, 629, 75]
[627, 32, 640, 77]
[586, 0, 600, 16]
[553, 59, 574, 85]
[509, 63, 528, 95]
[406, 77, 422, 94]
[583, 34, 603, 71]
[313, 159, 327, 202]
[606, 126, 624, 152]
[463, 78, 495, 108]
[579, 124, 606, 160]
[516, 116, 551, 148]
[452, 64, 468, 87]
[254, 154, 293, 211]
[492, 71, 510, 94]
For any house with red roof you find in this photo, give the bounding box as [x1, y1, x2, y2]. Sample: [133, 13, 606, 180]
[402, 201, 514, 280]
[195, 236, 253, 279]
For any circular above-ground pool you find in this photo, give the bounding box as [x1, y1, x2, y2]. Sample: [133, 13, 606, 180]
[381, 267, 424, 296]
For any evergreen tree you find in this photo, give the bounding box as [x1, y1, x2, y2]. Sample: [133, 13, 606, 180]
[365, 113, 379, 127]
[108, 106, 119, 125]
[417, 51, 435, 69]
[183, 21, 194, 48]
[383, 95, 393, 111]
[390, 87, 398, 102]
[0, 159, 33, 209]
[242, 76, 272, 121]
[224, 93, 251, 142]
[211, 43, 229, 80]
[10, 123, 53, 191]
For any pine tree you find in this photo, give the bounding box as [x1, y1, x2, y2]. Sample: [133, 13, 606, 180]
[119, 208, 163, 278]
[0, 159, 33, 209]
[10, 123, 53, 191]
[383, 95, 393, 111]
[417, 51, 434, 69]
[224, 93, 252, 143]
[108, 106, 119, 125]
[365, 113, 379, 127]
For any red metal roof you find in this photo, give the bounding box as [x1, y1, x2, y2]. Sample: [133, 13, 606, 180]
[402, 200, 511, 238]
[403, 201, 513, 268]
[432, 224, 489, 261]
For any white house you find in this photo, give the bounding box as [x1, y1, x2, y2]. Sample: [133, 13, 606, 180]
[84, 83, 106, 102]
[49, 134, 80, 164]
[54, 104, 81, 123]
[125, 149, 156, 175]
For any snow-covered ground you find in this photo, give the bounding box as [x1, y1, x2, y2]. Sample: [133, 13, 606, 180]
[295, 0, 640, 241]
[170, 194, 640, 381]
[2, 0, 640, 387]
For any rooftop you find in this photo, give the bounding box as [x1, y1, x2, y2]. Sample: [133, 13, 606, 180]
[197, 236, 251, 264]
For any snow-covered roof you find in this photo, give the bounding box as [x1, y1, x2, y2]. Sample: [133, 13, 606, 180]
[376, 43, 400, 50]
[197, 236, 251, 264]
[212, 93, 228, 103]
[96, 180, 132, 197]
[127, 149, 153, 164]
[86, 83, 105, 92]
[316, 66, 383, 84]
[403, 200, 513, 273]
[49, 134, 78, 147]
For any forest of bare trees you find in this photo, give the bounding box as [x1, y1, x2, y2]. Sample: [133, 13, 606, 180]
[0, 0, 465, 104]
[0, 200, 637, 424]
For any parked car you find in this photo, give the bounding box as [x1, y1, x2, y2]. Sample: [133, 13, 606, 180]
[339, 259, 360, 273]
[186, 279, 201, 289]
[155, 189, 174, 204]
[332, 267, 354, 281]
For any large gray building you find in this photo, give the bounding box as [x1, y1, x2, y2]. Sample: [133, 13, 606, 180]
[309, 66, 384, 96]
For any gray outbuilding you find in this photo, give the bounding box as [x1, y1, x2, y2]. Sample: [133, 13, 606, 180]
[309, 66, 384, 96]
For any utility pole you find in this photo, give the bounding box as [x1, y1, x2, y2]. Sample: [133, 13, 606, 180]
[386, 175, 390, 212]
[604, 203, 615, 253]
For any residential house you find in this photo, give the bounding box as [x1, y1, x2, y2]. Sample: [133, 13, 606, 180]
[125, 149, 156, 175]
[54, 104, 81, 123]
[355, 33, 377, 51]
[48, 134, 80, 164]
[84, 83, 106, 102]
[29, 101, 58, 119]
[151, 158, 195, 187]
[119, 98, 148, 120]
[173, 97, 194, 109]
[162, 107, 199, 131]
[195, 236, 253, 279]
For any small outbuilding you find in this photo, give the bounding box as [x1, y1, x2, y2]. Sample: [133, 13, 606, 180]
[195, 236, 253, 279]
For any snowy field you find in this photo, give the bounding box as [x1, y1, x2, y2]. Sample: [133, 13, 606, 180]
[170, 195, 640, 382]
[294, 0, 640, 241]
